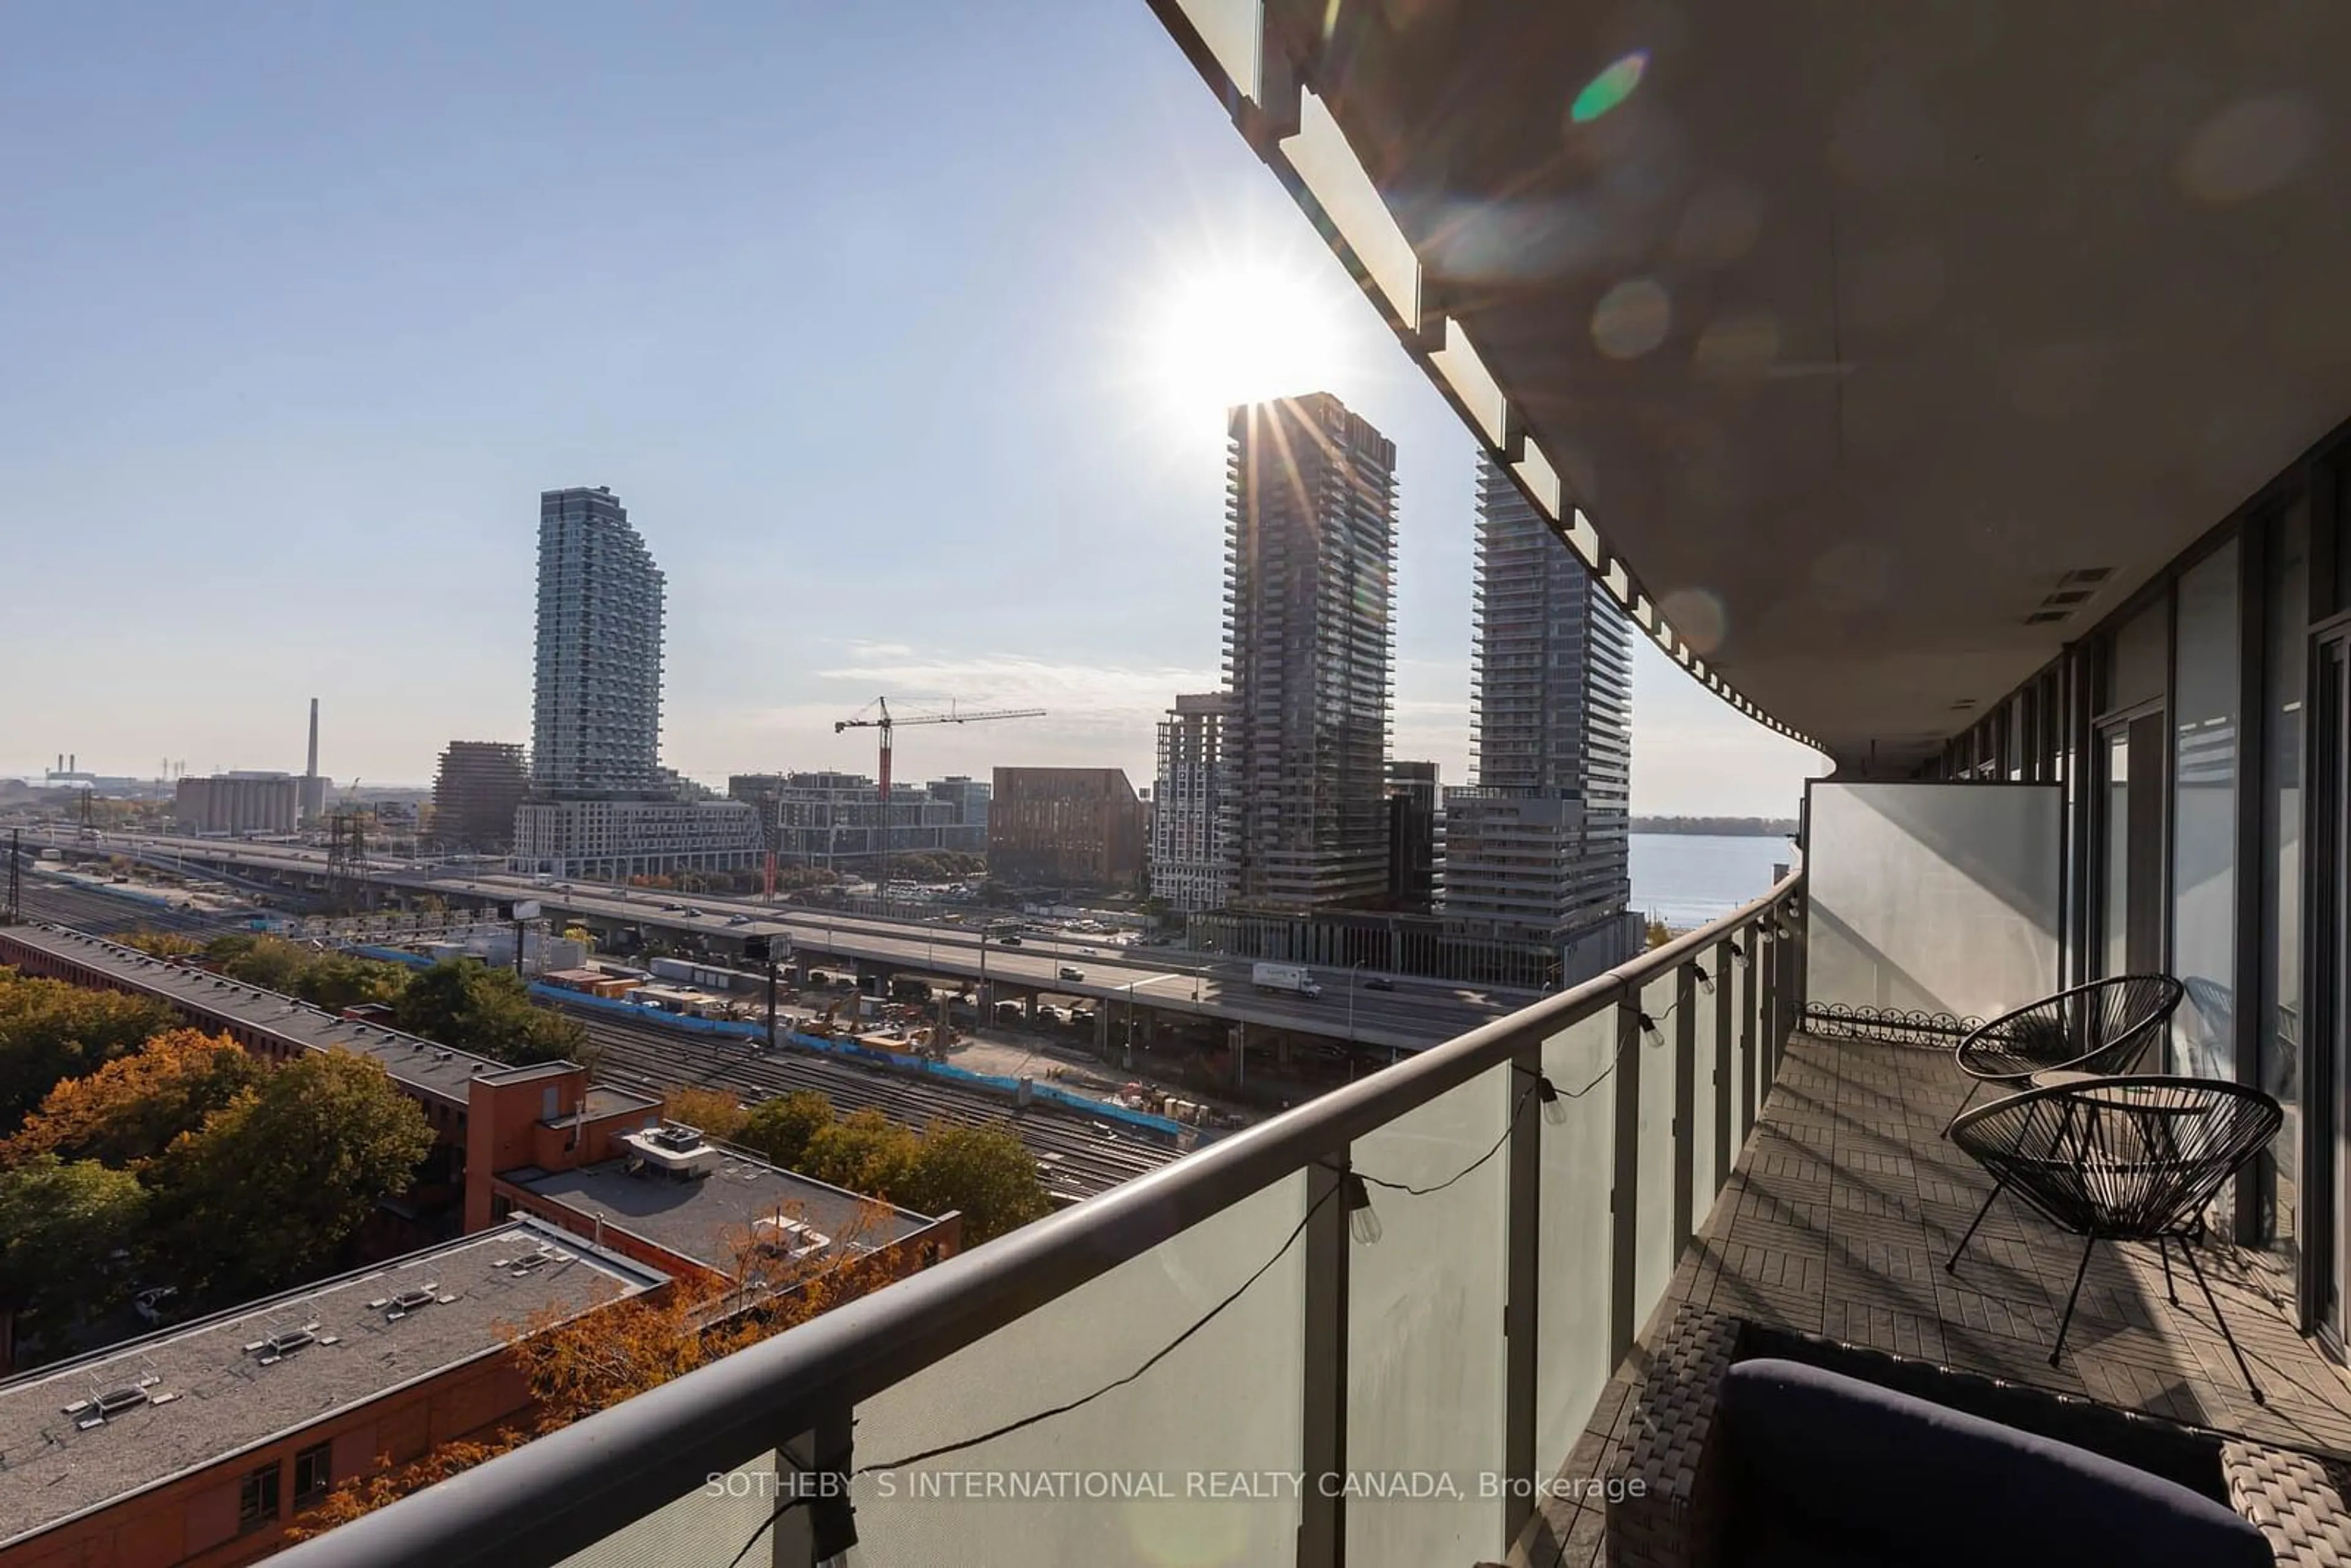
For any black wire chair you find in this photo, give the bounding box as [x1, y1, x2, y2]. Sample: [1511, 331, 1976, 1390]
[1949, 974, 2185, 1127]
[1947, 1076, 2283, 1401]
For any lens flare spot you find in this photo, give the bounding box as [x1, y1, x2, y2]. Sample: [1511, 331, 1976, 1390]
[2179, 93, 2320, 202]
[1659, 588, 1727, 655]
[1592, 279, 1672, 359]
[1570, 51, 1648, 124]
[1695, 312, 1780, 377]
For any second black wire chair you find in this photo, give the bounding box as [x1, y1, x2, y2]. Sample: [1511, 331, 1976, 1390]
[1947, 1076, 2282, 1401]
[1949, 974, 2185, 1128]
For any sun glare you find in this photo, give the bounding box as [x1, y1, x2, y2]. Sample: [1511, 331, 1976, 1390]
[1141, 258, 1353, 427]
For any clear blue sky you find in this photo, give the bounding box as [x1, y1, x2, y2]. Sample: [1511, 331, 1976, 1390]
[0, 2, 1822, 814]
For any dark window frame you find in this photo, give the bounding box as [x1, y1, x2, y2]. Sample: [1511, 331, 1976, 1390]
[293, 1441, 333, 1508]
[238, 1460, 282, 1533]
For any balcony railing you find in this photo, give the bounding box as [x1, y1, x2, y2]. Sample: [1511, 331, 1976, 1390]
[282, 874, 1805, 1568]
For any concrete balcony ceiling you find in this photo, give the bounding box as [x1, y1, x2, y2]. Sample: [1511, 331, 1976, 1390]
[1153, 1, 2351, 773]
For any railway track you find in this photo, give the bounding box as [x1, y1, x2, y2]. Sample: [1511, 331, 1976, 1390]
[560, 1007, 1180, 1201]
[11, 882, 247, 941]
[4, 890, 1180, 1201]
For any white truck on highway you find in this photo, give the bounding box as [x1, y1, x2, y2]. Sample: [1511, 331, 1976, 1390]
[1251, 962, 1323, 998]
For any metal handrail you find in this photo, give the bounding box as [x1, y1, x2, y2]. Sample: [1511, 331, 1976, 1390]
[280, 872, 1805, 1567]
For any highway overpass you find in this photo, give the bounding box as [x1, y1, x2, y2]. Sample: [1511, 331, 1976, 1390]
[12, 828, 1529, 1054]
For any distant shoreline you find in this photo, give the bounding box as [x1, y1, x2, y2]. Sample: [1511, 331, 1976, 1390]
[1630, 817, 1796, 838]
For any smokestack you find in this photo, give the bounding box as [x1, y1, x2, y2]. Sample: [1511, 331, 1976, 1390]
[307, 699, 320, 779]
[68, 754, 75, 775]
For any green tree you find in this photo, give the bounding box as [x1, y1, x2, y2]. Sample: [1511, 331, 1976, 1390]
[392, 959, 585, 1066]
[150, 1051, 433, 1302]
[295, 953, 409, 1013]
[898, 1121, 1051, 1243]
[737, 1090, 836, 1169]
[664, 1087, 748, 1142]
[0, 1155, 151, 1337]
[205, 933, 312, 992]
[123, 928, 201, 958]
[1, 1029, 266, 1169]
[798, 1108, 920, 1197]
[0, 970, 181, 1128]
[203, 936, 407, 1014]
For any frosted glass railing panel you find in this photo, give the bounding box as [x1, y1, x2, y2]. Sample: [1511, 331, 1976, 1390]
[1346, 1063, 1510, 1567]
[1633, 972, 1682, 1315]
[1689, 970, 1721, 1222]
[557, 1455, 779, 1568]
[1535, 1010, 1618, 1468]
[846, 1174, 1308, 1566]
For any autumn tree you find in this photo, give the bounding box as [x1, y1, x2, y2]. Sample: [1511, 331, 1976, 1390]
[0, 1155, 151, 1337]
[663, 1087, 748, 1142]
[392, 959, 586, 1066]
[0, 970, 180, 1128]
[899, 1121, 1051, 1243]
[149, 1051, 433, 1304]
[1, 1029, 265, 1169]
[737, 1089, 835, 1168]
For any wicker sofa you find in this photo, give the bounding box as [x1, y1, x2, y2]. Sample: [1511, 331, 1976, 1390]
[1608, 1303, 2351, 1567]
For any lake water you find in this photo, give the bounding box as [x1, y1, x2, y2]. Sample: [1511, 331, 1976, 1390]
[1630, 833, 1796, 930]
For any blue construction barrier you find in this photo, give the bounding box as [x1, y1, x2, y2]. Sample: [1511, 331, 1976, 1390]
[333, 945, 1188, 1141]
[527, 983, 1186, 1139]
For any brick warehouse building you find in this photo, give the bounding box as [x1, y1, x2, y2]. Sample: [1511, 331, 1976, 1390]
[986, 767, 1145, 889]
[0, 1216, 666, 1568]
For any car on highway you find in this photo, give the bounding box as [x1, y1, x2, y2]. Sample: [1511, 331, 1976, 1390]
[1058, 966, 1086, 982]
[661, 902, 684, 912]
[682, 906, 705, 917]
[1364, 975, 1397, 992]
[1079, 946, 1098, 956]
[996, 934, 1022, 947]
[727, 914, 752, 926]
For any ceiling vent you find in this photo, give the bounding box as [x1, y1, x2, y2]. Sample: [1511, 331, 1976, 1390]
[2026, 566, 2117, 626]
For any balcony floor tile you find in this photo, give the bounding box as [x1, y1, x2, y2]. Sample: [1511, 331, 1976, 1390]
[1512, 1030, 2351, 1568]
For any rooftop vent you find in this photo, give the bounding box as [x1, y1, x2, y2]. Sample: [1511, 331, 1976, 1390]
[503, 1245, 572, 1276]
[624, 1122, 722, 1179]
[64, 1379, 178, 1430]
[381, 1283, 450, 1320]
[244, 1324, 321, 1365]
[754, 1216, 833, 1261]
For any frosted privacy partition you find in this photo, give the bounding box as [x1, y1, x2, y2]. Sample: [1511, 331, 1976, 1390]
[1805, 782, 2061, 1021]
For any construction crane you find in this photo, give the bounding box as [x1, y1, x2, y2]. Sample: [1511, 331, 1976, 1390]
[834, 697, 1044, 907]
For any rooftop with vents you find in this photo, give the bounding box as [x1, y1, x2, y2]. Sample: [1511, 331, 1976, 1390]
[0, 1217, 665, 1550]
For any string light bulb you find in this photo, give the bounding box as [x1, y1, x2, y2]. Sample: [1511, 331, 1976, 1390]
[1343, 1172, 1382, 1245]
[1638, 1012, 1664, 1046]
[1536, 1074, 1569, 1126]
[1727, 940, 1751, 969]
[1693, 964, 1715, 995]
